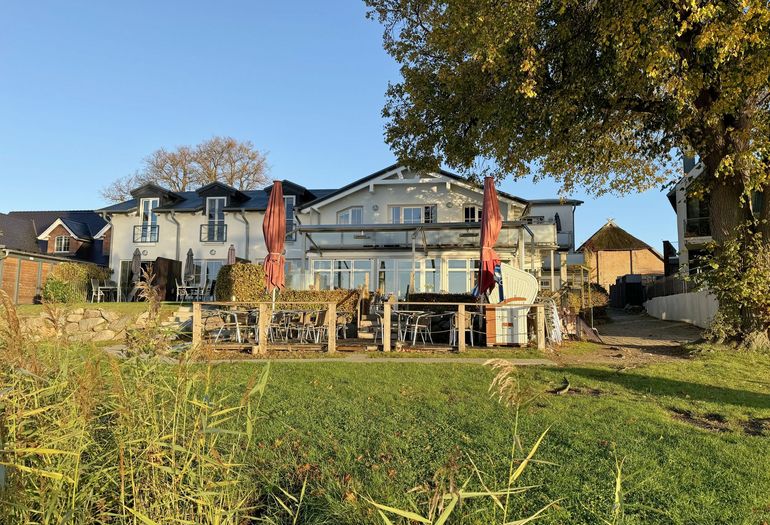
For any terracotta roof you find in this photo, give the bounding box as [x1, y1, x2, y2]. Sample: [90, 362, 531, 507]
[577, 220, 661, 259]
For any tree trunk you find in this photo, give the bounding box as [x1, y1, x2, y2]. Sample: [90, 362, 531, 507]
[708, 176, 751, 244]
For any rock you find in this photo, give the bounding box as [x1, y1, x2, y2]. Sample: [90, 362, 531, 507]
[70, 308, 84, 315]
[79, 317, 106, 331]
[109, 317, 131, 332]
[91, 330, 117, 342]
[66, 314, 83, 323]
[102, 311, 121, 323]
[65, 322, 80, 334]
[84, 309, 103, 319]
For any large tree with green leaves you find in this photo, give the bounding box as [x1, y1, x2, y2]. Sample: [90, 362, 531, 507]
[366, 0, 770, 340]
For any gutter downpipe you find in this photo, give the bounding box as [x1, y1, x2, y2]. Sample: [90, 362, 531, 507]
[521, 224, 536, 272]
[236, 209, 250, 261]
[169, 211, 181, 262]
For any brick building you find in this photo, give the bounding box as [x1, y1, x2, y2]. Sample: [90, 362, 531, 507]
[6, 210, 110, 266]
[577, 220, 664, 292]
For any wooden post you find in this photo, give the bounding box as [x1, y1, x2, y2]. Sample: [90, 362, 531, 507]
[326, 301, 336, 353]
[382, 297, 392, 352]
[192, 302, 202, 349]
[457, 304, 467, 352]
[536, 304, 546, 350]
[257, 303, 269, 355]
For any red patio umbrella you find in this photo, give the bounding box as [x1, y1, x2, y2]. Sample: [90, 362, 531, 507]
[262, 181, 286, 293]
[476, 176, 503, 297]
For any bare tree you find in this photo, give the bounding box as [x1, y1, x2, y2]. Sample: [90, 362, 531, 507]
[101, 137, 270, 202]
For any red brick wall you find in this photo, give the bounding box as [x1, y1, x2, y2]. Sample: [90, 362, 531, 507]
[45, 225, 84, 255]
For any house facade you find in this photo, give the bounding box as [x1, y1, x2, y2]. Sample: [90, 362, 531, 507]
[577, 219, 664, 292]
[667, 158, 712, 274]
[99, 164, 581, 298]
[6, 210, 110, 266]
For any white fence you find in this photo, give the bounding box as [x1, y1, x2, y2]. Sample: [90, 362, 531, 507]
[643, 290, 718, 329]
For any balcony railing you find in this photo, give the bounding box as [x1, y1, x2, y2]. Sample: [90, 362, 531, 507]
[133, 224, 159, 243]
[684, 217, 711, 238]
[200, 223, 227, 242]
[298, 222, 558, 252]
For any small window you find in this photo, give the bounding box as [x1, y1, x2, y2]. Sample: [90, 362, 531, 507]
[337, 206, 363, 225]
[54, 235, 70, 253]
[424, 205, 437, 224]
[464, 205, 479, 223]
[285, 196, 296, 241]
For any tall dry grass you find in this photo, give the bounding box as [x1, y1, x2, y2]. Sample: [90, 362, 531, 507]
[0, 288, 272, 524]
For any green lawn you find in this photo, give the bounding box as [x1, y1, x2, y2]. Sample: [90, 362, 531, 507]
[209, 347, 770, 524]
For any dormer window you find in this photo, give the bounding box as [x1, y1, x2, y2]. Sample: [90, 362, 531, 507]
[136, 198, 160, 243]
[54, 235, 70, 253]
[204, 197, 227, 242]
[285, 196, 296, 241]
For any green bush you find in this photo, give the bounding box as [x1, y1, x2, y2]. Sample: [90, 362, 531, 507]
[42, 262, 110, 303]
[214, 263, 361, 312]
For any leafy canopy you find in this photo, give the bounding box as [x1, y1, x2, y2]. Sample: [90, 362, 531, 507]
[365, 0, 770, 195]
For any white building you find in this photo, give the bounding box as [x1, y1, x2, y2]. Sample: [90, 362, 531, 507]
[99, 164, 582, 298]
[667, 159, 711, 273]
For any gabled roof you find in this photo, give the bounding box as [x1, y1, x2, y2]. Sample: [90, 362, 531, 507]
[296, 163, 529, 211]
[36, 218, 91, 241]
[99, 182, 332, 214]
[7, 210, 108, 240]
[0, 213, 41, 253]
[577, 220, 663, 260]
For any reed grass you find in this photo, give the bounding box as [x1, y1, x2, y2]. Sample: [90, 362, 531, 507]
[1, 289, 272, 524]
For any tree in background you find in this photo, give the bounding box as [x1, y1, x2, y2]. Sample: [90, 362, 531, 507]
[102, 136, 270, 202]
[365, 0, 770, 342]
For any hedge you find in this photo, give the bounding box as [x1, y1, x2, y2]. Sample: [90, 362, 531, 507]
[214, 263, 361, 312]
[42, 262, 111, 303]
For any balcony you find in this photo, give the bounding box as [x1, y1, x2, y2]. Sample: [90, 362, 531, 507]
[200, 223, 227, 243]
[133, 224, 159, 243]
[684, 217, 711, 238]
[298, 222, 558, 253]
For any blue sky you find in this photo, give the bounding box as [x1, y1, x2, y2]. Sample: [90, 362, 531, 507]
[0, 1, 677, 249]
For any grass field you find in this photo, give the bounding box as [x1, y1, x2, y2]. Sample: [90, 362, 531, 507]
[2, 329, 769, 523]
[208, 346, 770, 524]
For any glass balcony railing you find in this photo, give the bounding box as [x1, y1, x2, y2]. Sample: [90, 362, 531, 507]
[684, 217, 711, 238]
[200, 223, 227, 242]
[133, 224, 159, 243]
[300, 223, 557, 252]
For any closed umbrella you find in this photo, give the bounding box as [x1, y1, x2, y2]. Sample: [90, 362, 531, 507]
[262, 181, 286, 297]
[126, 248, 142, 302]
[184, 248, 195, 283]
[227, 244, 236, 265]
[475, 176, 503, 298]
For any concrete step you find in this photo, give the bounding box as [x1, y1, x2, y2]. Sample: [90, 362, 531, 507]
[357, 332, 376, 340]
[358, 319, 375, 328]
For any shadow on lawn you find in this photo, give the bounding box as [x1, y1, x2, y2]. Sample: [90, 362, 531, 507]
[562, 367, 770, 411]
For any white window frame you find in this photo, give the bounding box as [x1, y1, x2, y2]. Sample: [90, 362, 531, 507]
[285, 195, 297, 242]
[337, 206, 363, 225]
[464, 205, 480, 223]
[206, 196, 227, 225]
[54, 235, 70, 253]
[390, 204, 437, 224]
[140, 198, 159, 225]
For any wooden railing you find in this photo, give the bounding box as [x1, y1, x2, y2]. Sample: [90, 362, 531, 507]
[191, 299, 546, 353]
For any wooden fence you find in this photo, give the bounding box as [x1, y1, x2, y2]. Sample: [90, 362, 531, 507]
[191, 299, 546, 353]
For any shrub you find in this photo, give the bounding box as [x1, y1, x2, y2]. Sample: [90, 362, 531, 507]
[214, 263, 361, 312]
[42, 262, 110, 303]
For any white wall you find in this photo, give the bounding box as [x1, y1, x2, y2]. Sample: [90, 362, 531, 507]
[301, 173, 526, 226]
[644, 290, 717, 329]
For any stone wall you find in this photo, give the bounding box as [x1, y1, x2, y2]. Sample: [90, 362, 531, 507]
[21, 307, 155, 343]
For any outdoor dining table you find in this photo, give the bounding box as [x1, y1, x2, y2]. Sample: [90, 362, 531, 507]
[393, 310, 431, 345]
[98, 283, 118, 302]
